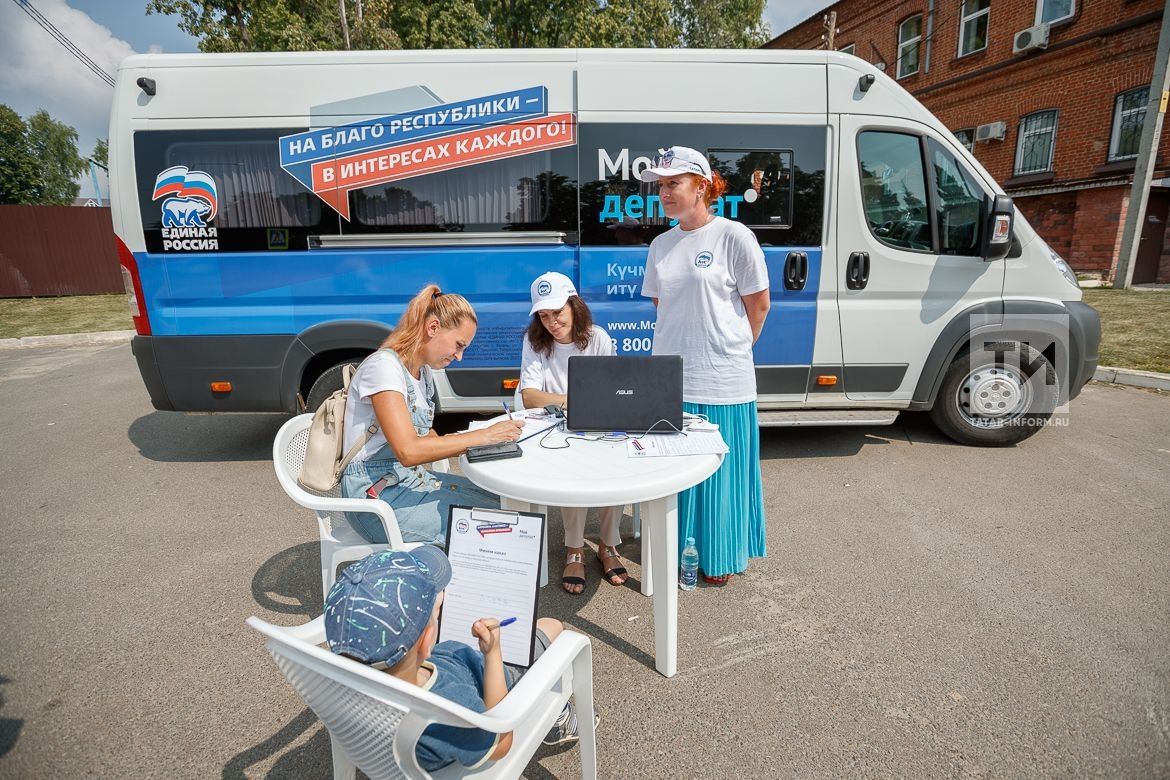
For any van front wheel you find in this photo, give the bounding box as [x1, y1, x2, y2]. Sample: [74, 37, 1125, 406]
[305, 360, 361, 412]
[928, 342, 1058, 447]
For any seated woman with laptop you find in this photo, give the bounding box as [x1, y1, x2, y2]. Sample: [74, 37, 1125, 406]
[339, 285, 525, 547]
[517, 272, 629, 594]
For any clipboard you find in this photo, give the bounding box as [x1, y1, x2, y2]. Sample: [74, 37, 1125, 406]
[438, 505, 546, 668]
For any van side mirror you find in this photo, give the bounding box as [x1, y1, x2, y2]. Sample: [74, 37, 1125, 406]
[983, 194, 1014, 262]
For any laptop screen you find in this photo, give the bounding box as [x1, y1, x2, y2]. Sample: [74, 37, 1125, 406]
[566, 355, 683, 434]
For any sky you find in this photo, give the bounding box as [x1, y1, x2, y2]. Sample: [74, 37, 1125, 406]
[0, 0, 834, 200]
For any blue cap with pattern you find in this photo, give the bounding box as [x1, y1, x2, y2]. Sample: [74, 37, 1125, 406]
[324, 547, 453, 669]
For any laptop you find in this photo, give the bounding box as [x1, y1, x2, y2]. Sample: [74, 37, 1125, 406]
[566, 355, 683, 434]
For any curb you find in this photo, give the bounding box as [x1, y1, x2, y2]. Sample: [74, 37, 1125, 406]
[0, 330, 135, 350]
[1093, 366, 1170, 391]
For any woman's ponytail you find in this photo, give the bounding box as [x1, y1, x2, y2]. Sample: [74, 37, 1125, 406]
[702, 170, 729, 207]
[382, 284, 476, 360]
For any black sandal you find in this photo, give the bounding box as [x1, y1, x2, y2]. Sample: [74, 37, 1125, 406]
[562, 549, 586, 595]
[597, 545, 628, 586]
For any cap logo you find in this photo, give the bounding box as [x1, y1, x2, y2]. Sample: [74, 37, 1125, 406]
[695, 251, 713, 268]
[537, 280, 552, 297]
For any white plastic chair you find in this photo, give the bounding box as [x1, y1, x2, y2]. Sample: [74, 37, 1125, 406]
[273, 414, 449, 600]
[247, 615, 597, 780]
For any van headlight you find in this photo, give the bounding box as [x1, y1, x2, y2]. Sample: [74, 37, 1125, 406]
[1048, 246, 1078, 288]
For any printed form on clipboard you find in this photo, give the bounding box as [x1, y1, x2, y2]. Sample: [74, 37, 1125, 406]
[438, 505, 545, 667]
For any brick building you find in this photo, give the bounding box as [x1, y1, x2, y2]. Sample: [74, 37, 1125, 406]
[767, 0, 1170, 284]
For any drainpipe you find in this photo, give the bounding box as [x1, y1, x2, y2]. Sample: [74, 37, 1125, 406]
[925, 0, 935, 74]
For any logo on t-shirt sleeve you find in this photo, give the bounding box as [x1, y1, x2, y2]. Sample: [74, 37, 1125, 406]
[695, 251, 713, 268]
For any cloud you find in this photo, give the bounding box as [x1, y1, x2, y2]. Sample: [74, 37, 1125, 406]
[0, 0, 140, 196]
[763, 0, 835, 40]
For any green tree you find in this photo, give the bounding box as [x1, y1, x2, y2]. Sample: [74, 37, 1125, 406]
[0, 105, 87, 205]
[147, 0, 768, 51]
[92, 138, 108, 169]
[0, 105, 40, 204]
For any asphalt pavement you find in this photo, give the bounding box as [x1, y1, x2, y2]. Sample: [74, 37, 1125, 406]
[0, 344, 1167, 778]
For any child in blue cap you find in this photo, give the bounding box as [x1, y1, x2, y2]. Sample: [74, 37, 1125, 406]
[324, 548, 586, 772]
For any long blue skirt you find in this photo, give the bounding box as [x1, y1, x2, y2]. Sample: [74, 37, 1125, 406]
[679, 401, 766, 577]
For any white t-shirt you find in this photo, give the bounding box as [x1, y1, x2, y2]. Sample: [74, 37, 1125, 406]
[518, 324, 616, 396]
[342, 351, 430, 463]
[641, 216, 769, 404]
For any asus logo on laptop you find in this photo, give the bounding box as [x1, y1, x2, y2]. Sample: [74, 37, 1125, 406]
[615, 389, 633, 395]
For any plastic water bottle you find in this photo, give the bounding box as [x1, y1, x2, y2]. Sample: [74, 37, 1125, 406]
[680, 537, 699, 591]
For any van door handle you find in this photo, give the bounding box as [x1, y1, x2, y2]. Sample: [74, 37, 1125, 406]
[784, 251, 808, 291]
[846, 252, 870, 290]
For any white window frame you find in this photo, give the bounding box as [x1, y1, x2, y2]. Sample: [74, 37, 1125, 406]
[897, 15, 923, 80]
[1109, 87, 1150, 161]
[953, 128, 976, 152]
[1014, 110, 1059, 175]
[1035, 0, 1075, 25]
[839, 43, 856, 56]
[957, 0, 990, 57]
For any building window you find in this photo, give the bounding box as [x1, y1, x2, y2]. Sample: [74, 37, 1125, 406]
[1035, 0, 1075, 25]
[1014, 110, 1058, 175]
[953, 128, 976, 152]
[839, 43, 856, 56]
[958, 0, 990, 57]
[1109, 86, 1149, 161]
[897, 16, 922, 79]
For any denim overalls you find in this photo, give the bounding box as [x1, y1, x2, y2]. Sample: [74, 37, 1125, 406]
[340, 349, 499, 546]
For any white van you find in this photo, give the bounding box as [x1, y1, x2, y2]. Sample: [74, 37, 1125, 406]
[110, 48, 1099, 446]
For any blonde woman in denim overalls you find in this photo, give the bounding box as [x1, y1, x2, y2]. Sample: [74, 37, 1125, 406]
[340, 284, 524, 546]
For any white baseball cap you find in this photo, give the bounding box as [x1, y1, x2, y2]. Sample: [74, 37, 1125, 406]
[529, 271, 577, 315]
[640, 146, 712, 182]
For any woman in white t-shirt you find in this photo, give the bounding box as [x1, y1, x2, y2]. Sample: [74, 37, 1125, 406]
[340, 284, 524, 547]
[640, 146, 771, 585]
[518, 271, 627, 594]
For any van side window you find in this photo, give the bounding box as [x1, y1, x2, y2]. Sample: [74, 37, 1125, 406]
[137, 132, 324, 229]
[928, 139, 984, 256]
[169, 140, 322, 228]
[580, 123, 825, 247]
[857, 131, 931, 251]
[349, 152, 577, 233]
[708, 149, 793, 229]
[134, 129, 339, 252]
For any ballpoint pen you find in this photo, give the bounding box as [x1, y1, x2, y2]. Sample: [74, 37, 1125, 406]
[484, 617, 517, 629]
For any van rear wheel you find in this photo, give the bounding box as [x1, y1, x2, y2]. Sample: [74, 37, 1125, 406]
[305, 360, 361, 412]
[928, 342, 1058, 447]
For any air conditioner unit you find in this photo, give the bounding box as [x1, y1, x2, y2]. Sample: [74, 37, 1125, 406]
[975, 121, 1007, 142]
[1013, 24, 1050, 55]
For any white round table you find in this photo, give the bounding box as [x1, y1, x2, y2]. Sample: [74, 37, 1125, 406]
[460, 423, 723, 678]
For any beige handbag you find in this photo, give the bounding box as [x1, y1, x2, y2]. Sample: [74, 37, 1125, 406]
[297, 363, 378, 492]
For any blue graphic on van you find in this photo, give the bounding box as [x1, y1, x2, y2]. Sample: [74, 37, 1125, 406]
[152, 166, 218, 227]
[278, 86, 547, 167]
[277, 85, 576, 220]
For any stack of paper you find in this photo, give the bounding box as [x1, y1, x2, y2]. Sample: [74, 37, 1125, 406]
[625, 431, 729, 458]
